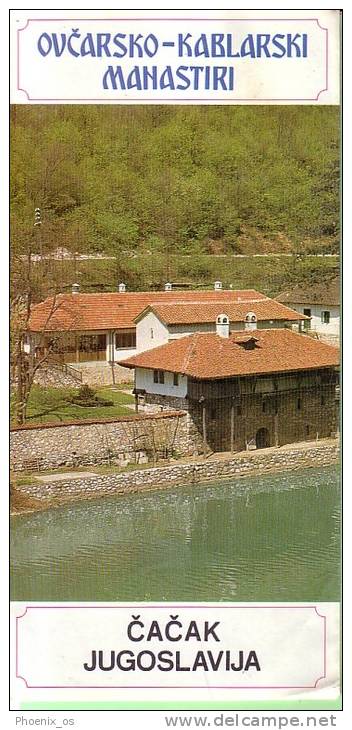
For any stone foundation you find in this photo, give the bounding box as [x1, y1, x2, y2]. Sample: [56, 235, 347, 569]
[144, 392, 189, 410]
[14, 440, 339, 507]
[10, 411, 194, 472]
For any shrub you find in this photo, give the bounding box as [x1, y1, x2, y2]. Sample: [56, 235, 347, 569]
[70, 385, 113, 407]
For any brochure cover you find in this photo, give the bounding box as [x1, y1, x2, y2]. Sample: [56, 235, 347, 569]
[9, 7, 341, 724]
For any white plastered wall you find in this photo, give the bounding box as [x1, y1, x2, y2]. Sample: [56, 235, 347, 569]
[136, 312, 169, 352]
[288, 303, 340, 335]
[137, 317, 290, 351]
[135, 367, 188, 398]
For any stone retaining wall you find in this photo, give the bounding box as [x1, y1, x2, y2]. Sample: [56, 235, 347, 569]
[15, 441, 339, 505]
[10, 411, 196, 471]
[34, 364, 82, 388]
[145, 392, 189, 410]
[69, 362, 133, 385]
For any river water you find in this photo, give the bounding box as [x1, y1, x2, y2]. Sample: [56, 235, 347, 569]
[10, 464, 340, 602]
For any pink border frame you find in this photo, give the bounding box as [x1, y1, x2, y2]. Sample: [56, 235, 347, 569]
[16, 605, 327, 690]
[16, 18, 328, 102]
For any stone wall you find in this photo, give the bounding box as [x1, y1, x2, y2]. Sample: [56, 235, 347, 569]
[11, 381, 338, 473]
[190, 385, 338, 453]
[143, 381, 339, 454]
[71, 362, 133, 385]
[15, 440, 339, 505]
[33, 364, 82, 388]
[31, 361, 133, 388]
[10, 411, 196, 472]
[145, 392, 189, 410]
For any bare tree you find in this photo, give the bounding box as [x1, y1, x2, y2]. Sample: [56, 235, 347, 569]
[11, 288, 65, 424]
[11, 211, 79, 424]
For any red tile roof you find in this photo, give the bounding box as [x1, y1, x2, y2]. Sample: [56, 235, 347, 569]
[137, 299, 307, 325]
[120, 329, 339, 380]
[29, 290, 306, 332]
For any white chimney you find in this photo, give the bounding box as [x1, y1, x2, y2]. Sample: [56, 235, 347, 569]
[245, 312, 257, 330]
[72, 283, 80, 294]
[214, 280, 222, 290]
[216, 314, 230, 338]
[165, 282, 172, 291]
[118, 282, 126, 293]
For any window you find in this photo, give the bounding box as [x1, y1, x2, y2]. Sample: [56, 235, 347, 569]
[303, 308, 311, 330]
[150, 328, 154, 339]
[262, 400, 267, 413]
[173, 373, 179, 386]
[321, 311, 330, 324]
[297, 397, 301, 411]
[115, 331, 136, 349]
[51, 333, 75, 354]
[53, 333, 107, 355]
[321, 394, 326, 406]
[79, 334, 107, 353]
[153, 370, 165, 384]
[237, 405, 242, 416]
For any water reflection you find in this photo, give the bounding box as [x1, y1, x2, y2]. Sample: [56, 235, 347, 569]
[10, 465, 340, 602]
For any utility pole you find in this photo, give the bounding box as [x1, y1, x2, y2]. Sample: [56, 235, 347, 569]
[34, 206, 42, 259]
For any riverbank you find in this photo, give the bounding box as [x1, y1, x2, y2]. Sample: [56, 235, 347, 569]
[11, 438, 339, 515]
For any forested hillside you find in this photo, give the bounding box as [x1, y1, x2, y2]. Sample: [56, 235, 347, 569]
[11, 105, 339, 262]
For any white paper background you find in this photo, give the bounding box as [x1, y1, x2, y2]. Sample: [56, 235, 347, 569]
[11, 602, 340, 706]
[10, 10, 340, 104]
[6, 5, 345, 723]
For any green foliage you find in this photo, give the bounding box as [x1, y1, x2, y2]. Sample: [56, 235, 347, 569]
[11, 105, 339, 297]
[32, 251, 337, 299]
[70, 384, 114, 407]
[11, 385, 135, 425]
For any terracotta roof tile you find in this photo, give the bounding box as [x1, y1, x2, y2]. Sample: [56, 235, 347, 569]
[29, 289, 276, 332]
[138, 300, 307, 325]
[120, 329, 339, 380]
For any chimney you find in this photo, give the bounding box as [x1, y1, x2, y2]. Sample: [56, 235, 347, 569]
[245, 312, 257, 330]
[214, 280, 222, 291]
[164, 282, 172, 291]
[72, 283, 80, 294]
[216, 314, 230, 338]
[118, 282, 126, 293]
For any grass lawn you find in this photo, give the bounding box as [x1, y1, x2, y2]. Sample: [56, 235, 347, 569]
[12, 385, 136, 426]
